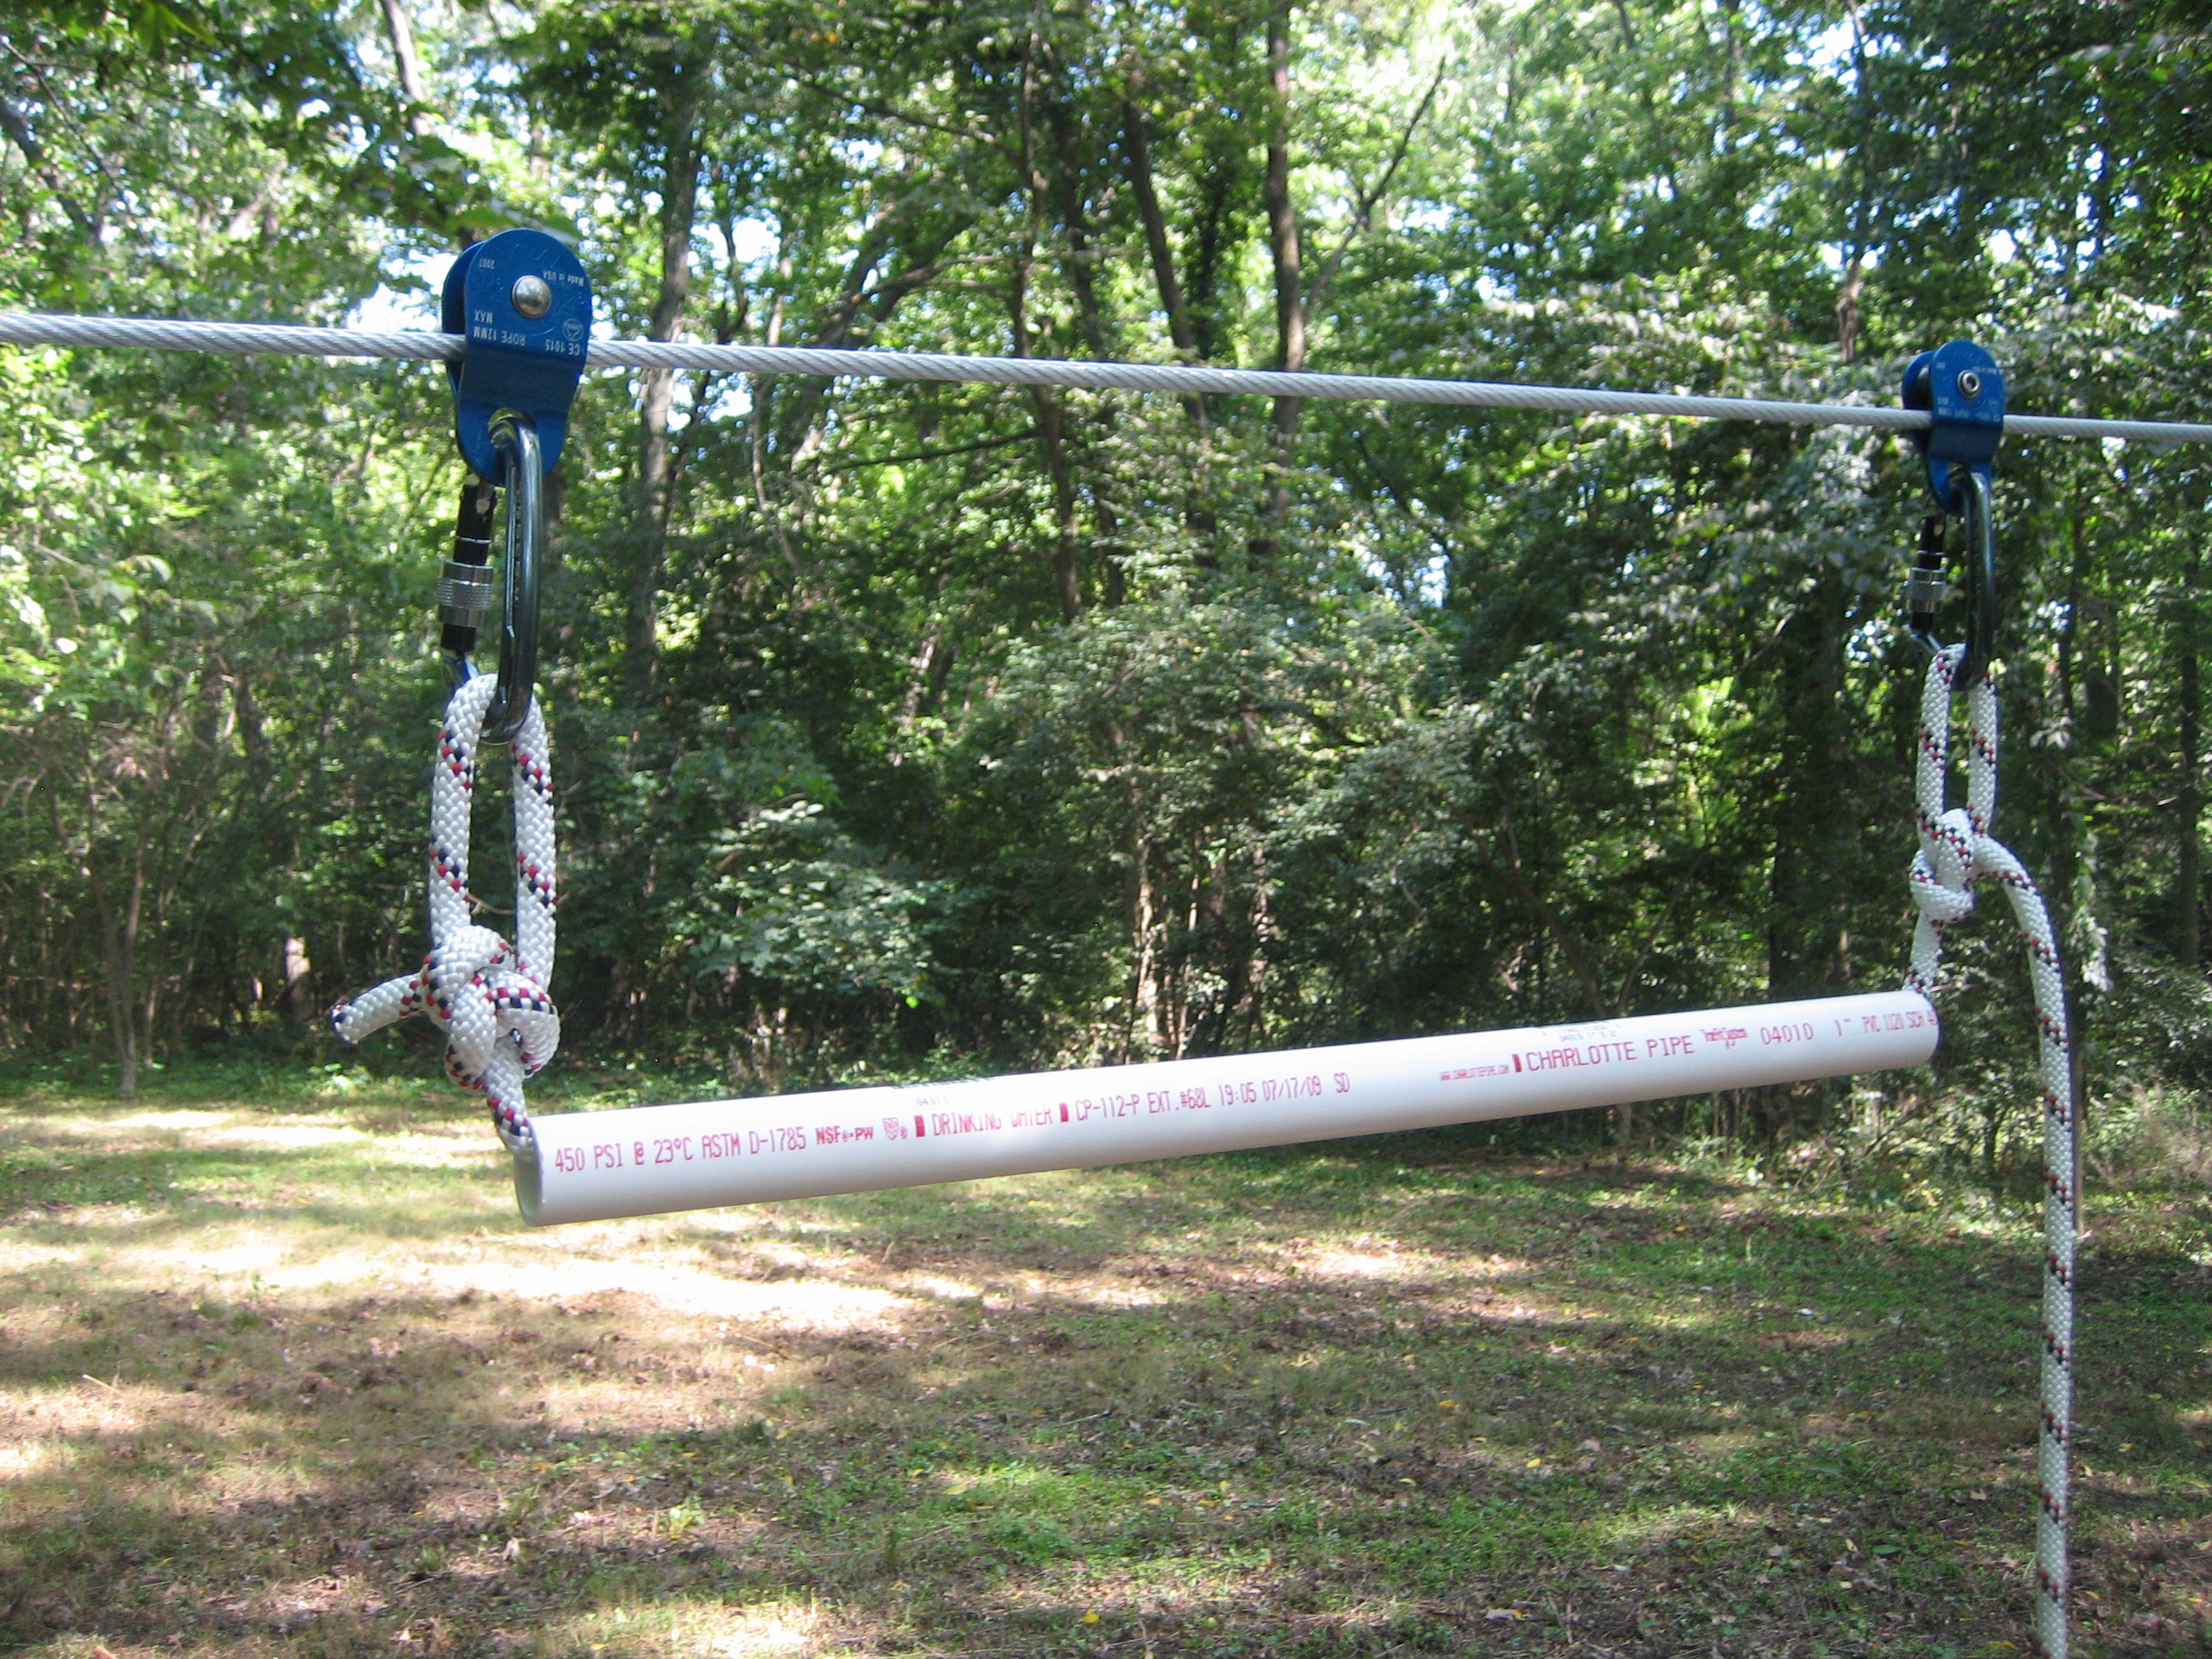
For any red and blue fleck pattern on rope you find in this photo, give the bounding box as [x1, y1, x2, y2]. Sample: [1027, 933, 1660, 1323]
[329, 671, 559, 1153]
[1903, 643, 2076, 1659]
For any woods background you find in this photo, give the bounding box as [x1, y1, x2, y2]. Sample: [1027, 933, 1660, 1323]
[3, 0, 2209, 1185]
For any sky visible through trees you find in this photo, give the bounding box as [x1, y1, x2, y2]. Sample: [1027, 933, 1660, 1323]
[3, 0, 2211, 1181]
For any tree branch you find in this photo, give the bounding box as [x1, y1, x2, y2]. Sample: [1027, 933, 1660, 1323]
[794, 76, 993, 144]
[0, 84, 95, 235]
[377, 0, 433, 136]
[819, 427, 1037, 473]
[1304, 60, 1447, 318]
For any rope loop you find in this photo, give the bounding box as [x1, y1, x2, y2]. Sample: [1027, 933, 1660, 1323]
[330, 672, 557, 1152]
[1901, 643, 2075, 1659]
[1905, 645, 2002, 992]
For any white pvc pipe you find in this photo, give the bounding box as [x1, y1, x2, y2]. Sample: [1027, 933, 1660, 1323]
[513, 989, 1936, 1225]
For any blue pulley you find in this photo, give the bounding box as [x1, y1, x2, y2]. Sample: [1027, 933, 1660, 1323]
[1900, 338, 2004, 684]
[440, 227, 591, 482]
[1901, 338, 2004, 515]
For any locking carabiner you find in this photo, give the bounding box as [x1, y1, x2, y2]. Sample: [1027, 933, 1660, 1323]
[434, 415, 542, 742]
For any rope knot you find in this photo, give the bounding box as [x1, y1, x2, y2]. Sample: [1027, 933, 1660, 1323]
[329, 672, 558, 1152]
[1908, 804, 1983, 930]
[1904, 647, 2003, 995]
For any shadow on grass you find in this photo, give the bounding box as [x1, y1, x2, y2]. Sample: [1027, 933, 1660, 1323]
[0, 1098, 2207, 1658]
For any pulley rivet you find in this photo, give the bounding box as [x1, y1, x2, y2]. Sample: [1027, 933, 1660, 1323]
[1957, 369, 1983, 399]
[510, 275, 553, 320]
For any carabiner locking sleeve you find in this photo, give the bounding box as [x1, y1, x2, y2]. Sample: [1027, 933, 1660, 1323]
[1906, 513, 1948, 655]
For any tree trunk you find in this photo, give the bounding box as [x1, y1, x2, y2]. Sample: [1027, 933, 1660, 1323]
[1121, 84, 1197, 360]
[1263, 12, 1305, 380]
[630, 50, 707, 695]
[61, 789, 143, 1096]
[1834, 253, 1865, 364]
[102, 891, 137, 1096]
[1126, 828, 1162, 1059]
[1016, 44, 1083, 622]
[1041, 80, 1132, 602]
[1262, 5, 1305, 496]
[1834, 0, 1874, 363]
[1041, 84, 1114, 360]
[1121, 86, 1222, 546]
[1764, 569, 1852, 1000]
[1121, 84, 1213, 455]
[283, 935, 316, 1028]
[2178, 548, 2202, 965]
[378, 0, 433, 135]
[1035, 393, 1084, 622]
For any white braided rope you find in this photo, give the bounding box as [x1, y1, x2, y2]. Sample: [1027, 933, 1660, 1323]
[3, 310, 2210, 443]
[330, 672, 558, 1152]
[1904, 646, 2075, 1659]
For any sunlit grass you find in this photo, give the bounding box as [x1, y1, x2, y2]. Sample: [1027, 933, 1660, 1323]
[0, 1068, 2207, 1656]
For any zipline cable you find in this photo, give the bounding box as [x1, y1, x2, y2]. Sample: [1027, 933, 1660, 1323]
[1, 309, 2208, 444]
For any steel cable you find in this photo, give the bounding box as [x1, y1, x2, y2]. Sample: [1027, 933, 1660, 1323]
[4, 309, 2210, 443]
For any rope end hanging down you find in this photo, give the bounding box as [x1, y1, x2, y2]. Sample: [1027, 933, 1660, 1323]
[1898, 344, 2075, 1656]
[1902, 647, 2077, 1659]
[329, 671, 560, 1152]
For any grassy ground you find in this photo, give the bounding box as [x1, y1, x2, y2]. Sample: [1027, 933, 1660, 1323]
[1, 1065, 2208, 1659]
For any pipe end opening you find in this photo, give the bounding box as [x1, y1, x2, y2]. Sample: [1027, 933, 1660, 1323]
[512, 1144, 544, 1225]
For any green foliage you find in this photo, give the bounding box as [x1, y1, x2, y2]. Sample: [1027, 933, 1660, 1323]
[3, 0, 2209, 1179]
[692, 803, 954, 1003]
